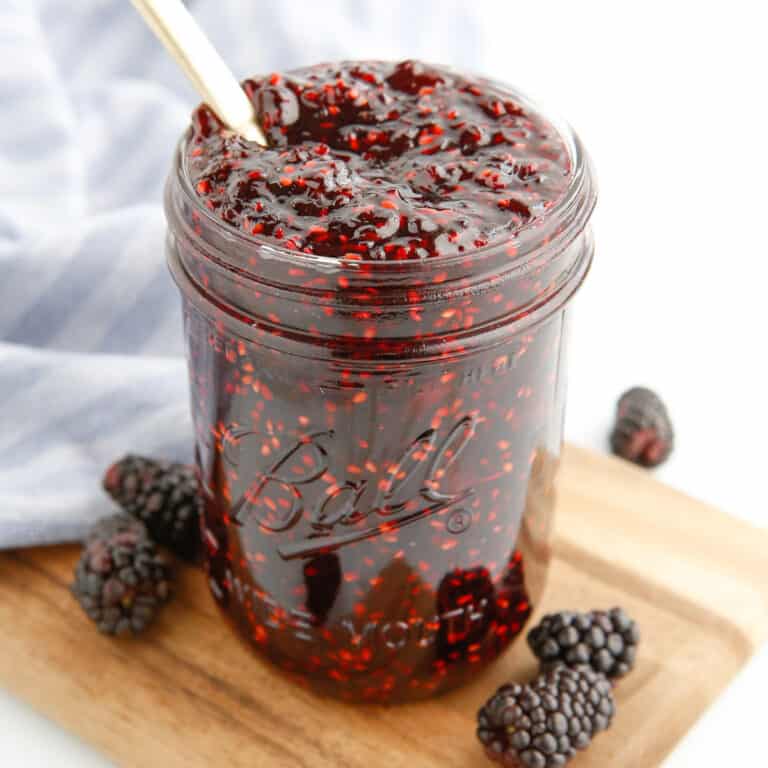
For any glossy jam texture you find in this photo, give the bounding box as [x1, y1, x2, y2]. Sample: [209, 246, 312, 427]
[186, 60, 570, 260]
[169, 60, 588, 703]
[187, 309, 562, 702]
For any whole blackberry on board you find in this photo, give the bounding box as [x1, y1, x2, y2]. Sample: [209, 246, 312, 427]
[477, 664, 615, 767]
[103, 455, 203, 562]
[527, 608, 639, 680]
[71, 514, 172, 635]
[610, 387, 674, 467]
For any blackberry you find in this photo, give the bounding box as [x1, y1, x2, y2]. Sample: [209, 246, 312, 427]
[477, 665, 615, 767]
[103, 455, 202, 562]
[103, 454, 173, 506]
[527, 608, 639, 679]
[610, 387, 673, 467]
[71, 514, 172, 635]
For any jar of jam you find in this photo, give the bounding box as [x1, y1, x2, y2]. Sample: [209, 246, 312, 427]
[165, 60, 596, 702]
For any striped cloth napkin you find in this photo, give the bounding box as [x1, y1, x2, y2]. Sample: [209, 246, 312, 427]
[0, 0, 481, 547]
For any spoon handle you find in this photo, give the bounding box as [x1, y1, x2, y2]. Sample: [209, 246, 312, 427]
[131, 0, 267, 145]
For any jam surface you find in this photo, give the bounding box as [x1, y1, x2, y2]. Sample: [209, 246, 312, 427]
[187, 60, 570, 260]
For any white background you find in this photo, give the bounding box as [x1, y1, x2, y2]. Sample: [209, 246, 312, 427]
[2, 0, 767, 764]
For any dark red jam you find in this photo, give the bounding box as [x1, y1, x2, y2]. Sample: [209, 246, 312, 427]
[186, 60, 570, 261]
[167, 60, 595, 702]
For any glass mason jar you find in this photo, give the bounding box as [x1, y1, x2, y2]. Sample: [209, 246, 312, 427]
[165, 90, 596, 703]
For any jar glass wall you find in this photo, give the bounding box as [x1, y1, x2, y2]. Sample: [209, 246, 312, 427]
[165, 78, 596, 703]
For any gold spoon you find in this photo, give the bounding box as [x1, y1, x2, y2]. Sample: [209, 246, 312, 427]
[131, 0, 268, 145]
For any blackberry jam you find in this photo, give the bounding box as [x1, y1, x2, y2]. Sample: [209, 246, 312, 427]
[165, 60, 596, 702]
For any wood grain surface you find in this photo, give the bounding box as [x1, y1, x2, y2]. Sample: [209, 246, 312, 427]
[1, 445, 767, 767]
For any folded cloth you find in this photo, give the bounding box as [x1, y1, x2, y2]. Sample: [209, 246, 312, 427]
[0, 0, 481, 548]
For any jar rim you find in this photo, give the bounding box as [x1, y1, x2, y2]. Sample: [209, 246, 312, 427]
[170, 76, 596, 280]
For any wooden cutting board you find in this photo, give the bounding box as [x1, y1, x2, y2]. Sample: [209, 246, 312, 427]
[1, 445, 767, 768]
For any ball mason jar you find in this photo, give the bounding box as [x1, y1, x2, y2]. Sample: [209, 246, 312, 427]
[165, 89, 596, 703]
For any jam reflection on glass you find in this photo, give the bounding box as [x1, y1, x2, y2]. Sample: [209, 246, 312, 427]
[170, 60, 583, 702]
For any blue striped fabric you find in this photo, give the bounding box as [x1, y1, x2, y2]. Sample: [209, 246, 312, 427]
[0, 0, 481, 548]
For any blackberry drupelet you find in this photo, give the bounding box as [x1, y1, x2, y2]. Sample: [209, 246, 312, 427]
[610, 387, 674, 467]
[103, 454, 164, 507]
[103, 455, 203, 562]
[71, 514, 172, 635]
[477, 664, 615, 767]
[84, 510, 145, 543]
[527, 608, 639, 679]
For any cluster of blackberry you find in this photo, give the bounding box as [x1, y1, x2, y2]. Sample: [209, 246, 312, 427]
[71, 456, 203, 635]
[477, 607, 639, 767]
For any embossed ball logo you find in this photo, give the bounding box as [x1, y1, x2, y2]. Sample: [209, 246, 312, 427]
[222, 415, 478, 559]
